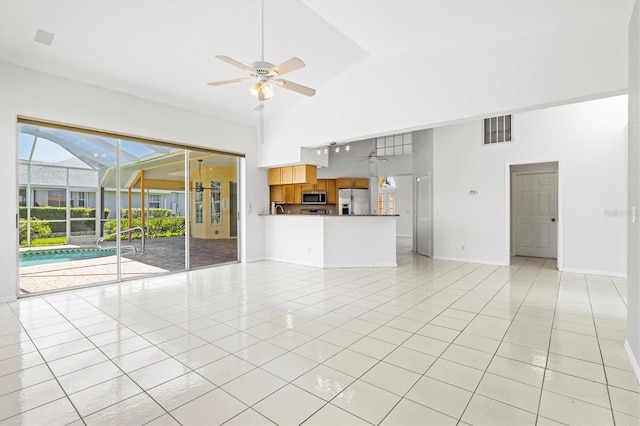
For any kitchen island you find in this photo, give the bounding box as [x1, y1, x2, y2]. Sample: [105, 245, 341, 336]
[263, 214, 397, 268]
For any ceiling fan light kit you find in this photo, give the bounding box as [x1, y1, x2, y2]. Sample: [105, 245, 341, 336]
[250, 81, 273, 101]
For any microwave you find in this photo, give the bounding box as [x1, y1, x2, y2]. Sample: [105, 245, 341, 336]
[302, 192, 327, 204]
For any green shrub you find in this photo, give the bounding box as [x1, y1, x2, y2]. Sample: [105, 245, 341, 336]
[119, 208, 173, 219]
[19, 207, 110, 233]
[20, 236, 67, 248]
[102, 217, 185, 240]
[19, 218, 52, 244]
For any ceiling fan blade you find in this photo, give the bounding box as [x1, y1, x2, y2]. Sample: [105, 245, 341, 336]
[215, 55, 256, 73]
[207, 77, 250, 86]
[272, 79, 316, 97]
[270, 57, 305, 76]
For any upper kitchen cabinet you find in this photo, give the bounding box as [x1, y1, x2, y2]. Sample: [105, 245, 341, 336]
[337, 178, 369, 189]
[292, 165, 317, 184]
[281, 167, 293, 184]
[301, 178, 331, 193]
[268, 165, 317, 185]
[326, 179, 337, 204]
[268, 168, 282, 185]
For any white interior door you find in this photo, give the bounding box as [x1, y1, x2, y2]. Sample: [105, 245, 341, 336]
[513, 171, 558, 258]
[416, 175, 431, 257]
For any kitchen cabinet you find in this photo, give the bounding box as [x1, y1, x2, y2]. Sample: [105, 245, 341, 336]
[292, 165, 317, 184]
[326, 179, 337, 204]
[337, 178, 369, 189]
[353, 178, 369, 189]
[283, 185, 301, 204]
[300, 183, 315, 192]
[268, 168, 281, 185]
[268, 165, 317, 186]
[281, 167, 293, 184]
[301, 178, 329, 193]
[270, 185, 285, 203]
[269, 184, 302, 204]
[270, 185, 299, 204]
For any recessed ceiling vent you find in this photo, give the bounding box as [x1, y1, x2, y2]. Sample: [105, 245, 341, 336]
[33, 29, 55, 46]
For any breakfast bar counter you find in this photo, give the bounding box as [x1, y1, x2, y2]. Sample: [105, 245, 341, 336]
[262, 214, 397, 268]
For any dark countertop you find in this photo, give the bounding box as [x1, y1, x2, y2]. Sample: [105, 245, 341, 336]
[259, 214, 399, 217]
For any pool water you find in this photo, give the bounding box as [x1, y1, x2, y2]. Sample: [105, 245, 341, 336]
[20, 248, 118, 267]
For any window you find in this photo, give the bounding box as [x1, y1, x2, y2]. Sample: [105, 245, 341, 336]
[148, 194, 160, 209]
[48, 189, 66, 207]
[376, 133, 412, 157]
[484, 115, 512, 145]
[210, 180, 221, 225]
[194, 191, 203, 224]
[71, 191, 86, 207]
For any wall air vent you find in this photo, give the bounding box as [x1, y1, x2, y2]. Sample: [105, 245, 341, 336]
[484, 115, 512, 145]
[34, 29, 55, 46]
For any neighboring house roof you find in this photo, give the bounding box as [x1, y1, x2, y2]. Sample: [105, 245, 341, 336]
[19, 163, 98, 188]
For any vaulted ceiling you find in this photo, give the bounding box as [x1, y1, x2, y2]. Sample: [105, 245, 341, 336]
[0, 0, 635, 131]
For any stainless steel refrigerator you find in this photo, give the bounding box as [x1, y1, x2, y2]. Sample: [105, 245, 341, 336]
[338, 189, 370, 215]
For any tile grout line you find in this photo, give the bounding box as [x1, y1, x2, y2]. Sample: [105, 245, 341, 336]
[584, 274, 617, 423]
[435, 258, 547, 425]
[532, 262, 562, 425]
[5, 299, 87, 425]
[218, 258, 474, 425]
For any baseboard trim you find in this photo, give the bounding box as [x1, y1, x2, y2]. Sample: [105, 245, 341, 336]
[264, 257, 324, 268]
[432, 256, 508, 266]
[561, 267, 626, 278]
[244, 257, 265, 263]
[624, 340, 640, 384]
[324, 263, 397, 268]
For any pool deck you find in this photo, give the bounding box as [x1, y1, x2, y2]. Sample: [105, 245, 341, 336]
[19, 236, 238, 294]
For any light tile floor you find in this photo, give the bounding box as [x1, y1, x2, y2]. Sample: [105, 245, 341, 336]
[1, 253, 639, 425]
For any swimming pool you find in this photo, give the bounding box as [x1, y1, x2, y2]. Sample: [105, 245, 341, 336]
[20, 248, 119, 267]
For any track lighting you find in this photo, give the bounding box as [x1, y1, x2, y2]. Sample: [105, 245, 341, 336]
[317, 143, 351, 155]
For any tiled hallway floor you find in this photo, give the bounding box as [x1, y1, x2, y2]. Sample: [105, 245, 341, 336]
[1, 254, 638, 425]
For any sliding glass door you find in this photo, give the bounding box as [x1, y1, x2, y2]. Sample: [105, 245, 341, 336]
[17, 122, 240, 296]
[187, 150, 239, 269]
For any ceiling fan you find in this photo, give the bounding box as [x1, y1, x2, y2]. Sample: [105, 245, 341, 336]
[207, 0, 316, 102]
[360, 150, 388, 163]
[208, 56, 316, 101]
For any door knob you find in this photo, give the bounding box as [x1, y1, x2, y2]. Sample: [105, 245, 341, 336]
[551, 218, 556, 222]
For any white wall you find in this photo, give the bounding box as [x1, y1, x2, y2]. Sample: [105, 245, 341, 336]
[626, 0, 640, 382]
[261, 23, 628, 167]
[433, 95, 628, 274]
[317, 140, 371, 179]
[0, 62, 267, 302]
[412, 129, 434, 255]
